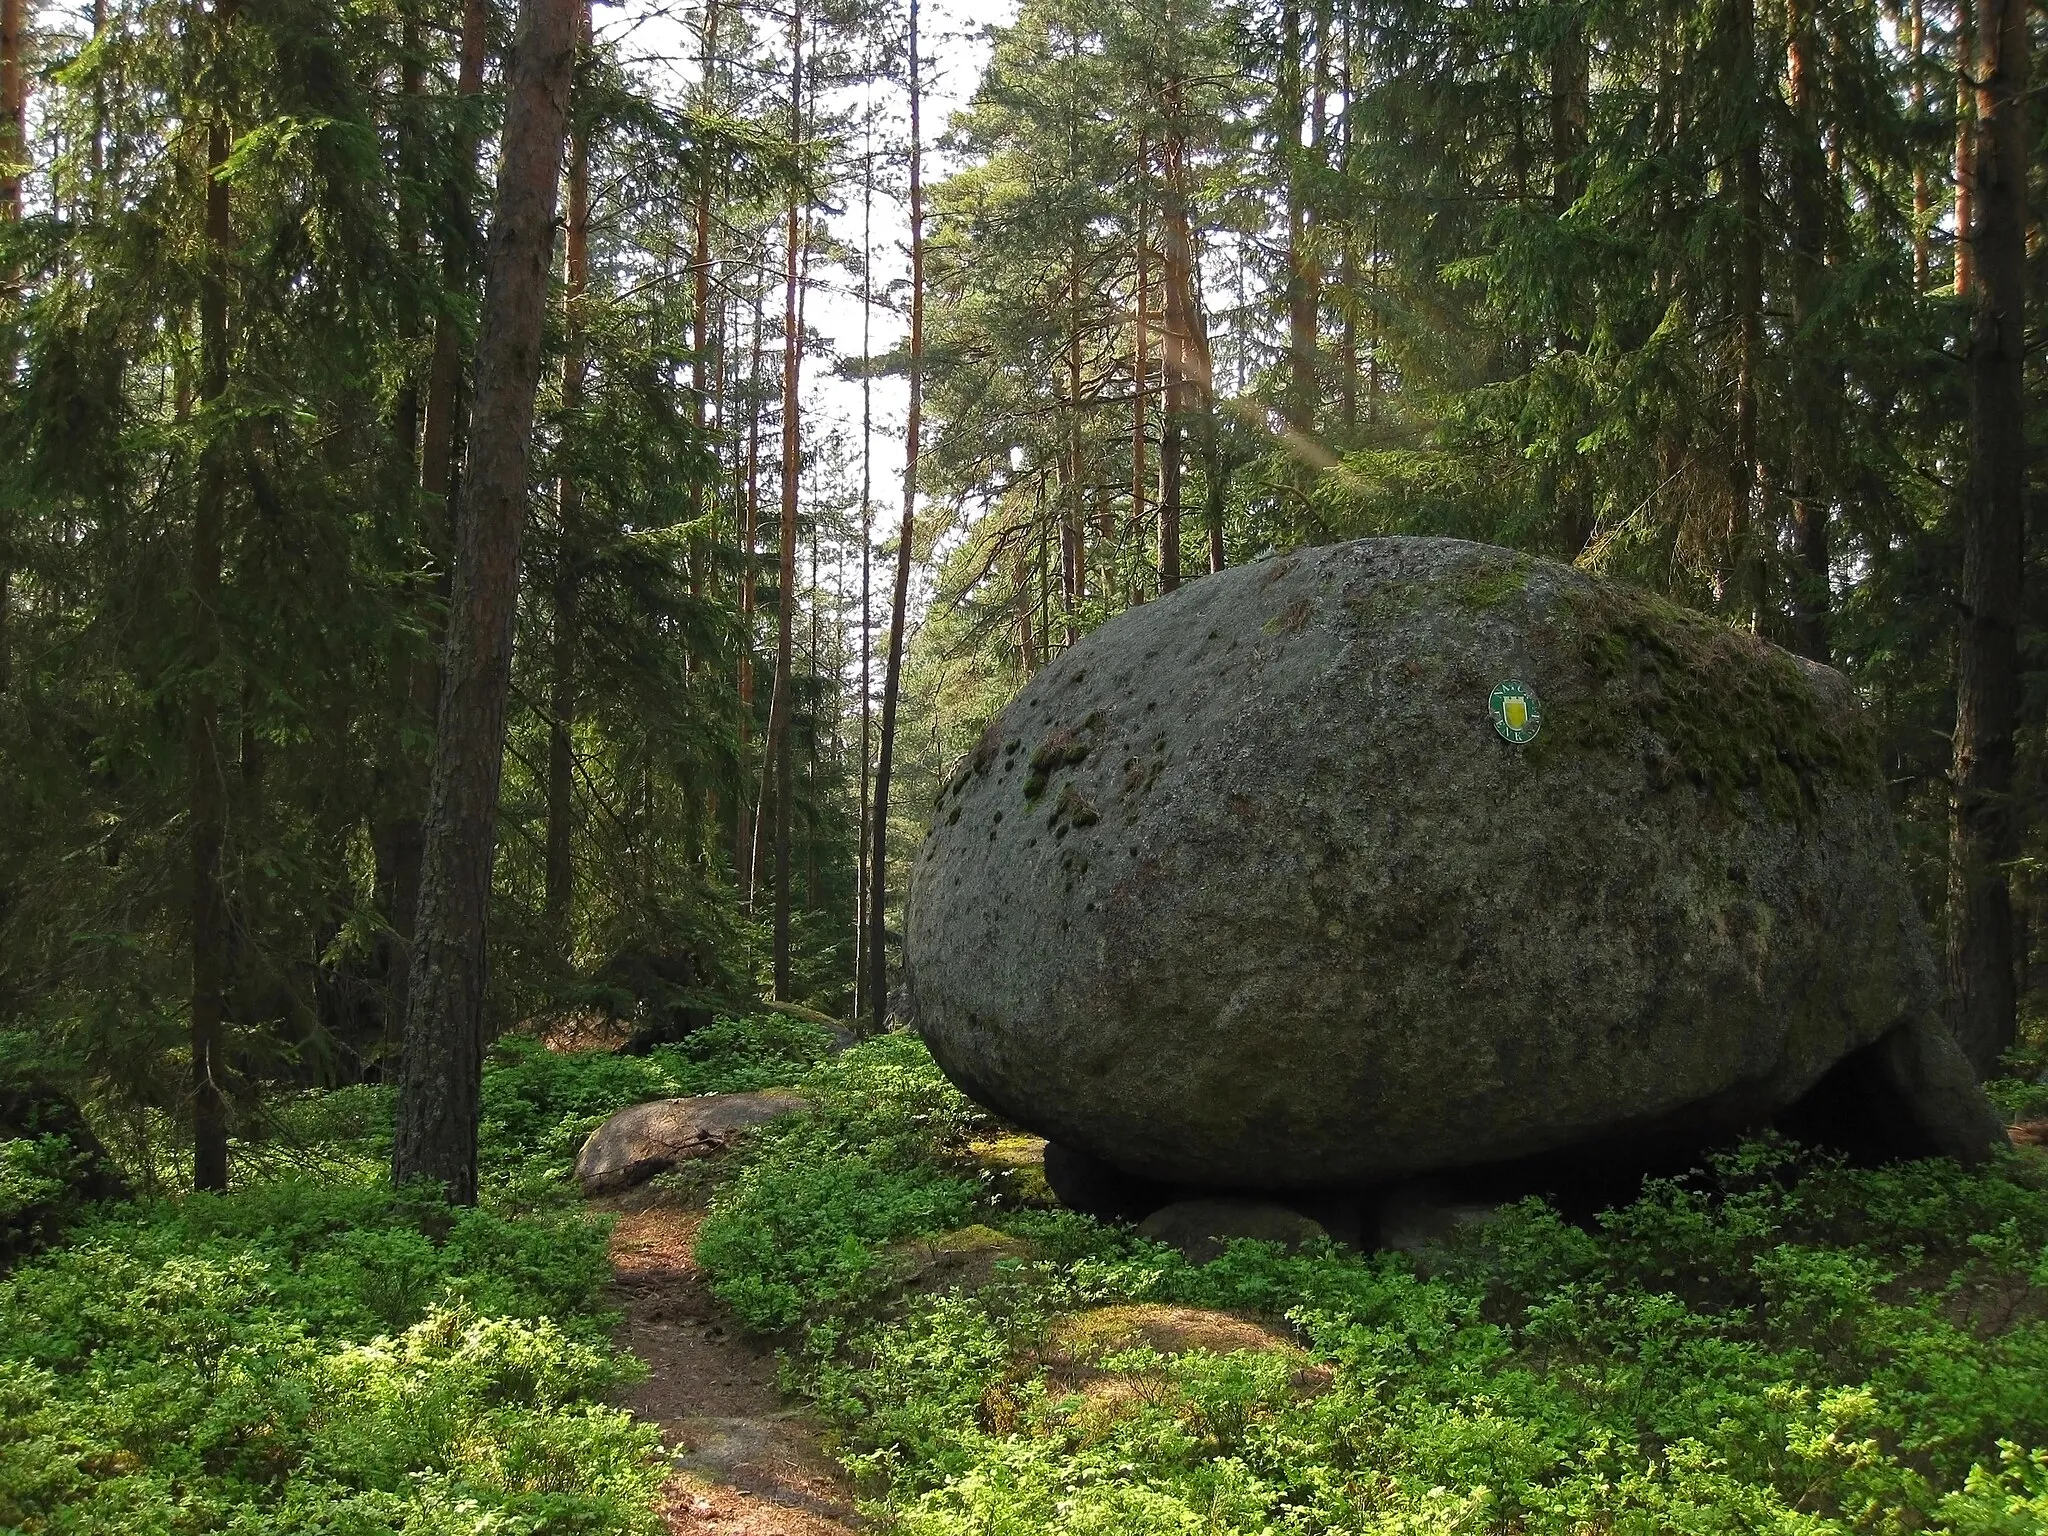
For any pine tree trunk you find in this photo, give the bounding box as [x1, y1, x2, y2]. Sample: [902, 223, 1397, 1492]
[392, 0, 580, 1204]
[1281, 0, 1316, 437]
[1132, 135, 1149, 584]
[1954, 0, 1974, 297]
[1161, 124, 1217, 579]
[1947, 0, 2028, 1077]
[418, 0, 490, 506]
[383, 0, 488, 1064]
[190, 0, 236, 1192]
[2, 0, 20, 231]
[688, 0, 719, 607]
[1066, 253, 1086, 626]
[1785, 0, 1830, 662]
[0, 0, 23, 694]
[870, 0, 921, 1032]
[1159, 215, 1184, 595]
[765, 4, 804, 1002]
[545, 1, 590, 959]
[736, 288, 763, 890]
[1336, 5, 1356, 439]
[1016, 533, 1037, 672]
[1723, 0, 1763, 621]
[855, 128, 874, 1024]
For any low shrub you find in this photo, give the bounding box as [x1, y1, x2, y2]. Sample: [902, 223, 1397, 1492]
[479, 1016, 836, 1203]
[0, 1019, 844, 1533]
[695, 1034, 989, 1330]
[692, 1038, 2048, 1536]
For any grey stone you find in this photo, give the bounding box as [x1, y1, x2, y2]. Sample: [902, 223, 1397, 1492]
[1372, 1183, 1505, 1254]
[905, 536, 2007, 1191]
[1137, 1198, 1329, 1264]
[575, 1091, 807, 1196]
[1874, 1013, 2013, 1158]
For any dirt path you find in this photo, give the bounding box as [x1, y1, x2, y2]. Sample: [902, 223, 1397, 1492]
[607, 1200, 862, 1535]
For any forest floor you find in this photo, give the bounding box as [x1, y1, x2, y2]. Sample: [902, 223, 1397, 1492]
[12, 1017, 2048, 1535]
[605, 1193, 861, 1536]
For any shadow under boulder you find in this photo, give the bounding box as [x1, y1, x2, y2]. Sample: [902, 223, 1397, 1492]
[1040, 1012, 2015, 1257]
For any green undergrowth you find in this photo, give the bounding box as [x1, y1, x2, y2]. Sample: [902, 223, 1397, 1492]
[0, 1012, 834, 1534]
[12, 1017, 2047, 1535]
[692, 1036, 2048, 1536]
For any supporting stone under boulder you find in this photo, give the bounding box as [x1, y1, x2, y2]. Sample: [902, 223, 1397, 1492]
[1135, 1199, 1330, 1265]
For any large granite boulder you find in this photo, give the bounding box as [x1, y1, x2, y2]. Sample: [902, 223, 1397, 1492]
[906, 537, 2005, 1192]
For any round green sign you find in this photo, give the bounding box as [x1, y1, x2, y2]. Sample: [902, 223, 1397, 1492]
[1490, 681, 1542, 745]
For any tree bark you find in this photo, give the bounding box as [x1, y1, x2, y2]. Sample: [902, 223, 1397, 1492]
[1132, 134, 1149, 586]
[1723, 0, 1763, 622]
[1159, 220, 1184, 595]
[1065, 243, 1086, 623]
[854, 124, 874, 1023]
[190, 0, 236, 1192]
[1160, 122, 1214, 580]
[419, 0, 490, 507]
[383, 0, 488, 1064]
[1016, 529, 1037, 672]
[1280, 0, 1317, 437]
[545, 0, 590, 959]
[688, 0, 719, 605]
[736, 285, 763, 890]
[1953, 0, 1974, 297]
[0, 0, 23, 694]
[1946, 0, 2027, 1077]
[870, 0, 921, 1032]
[392, 0, 579, 1204]
[764, 2, 804, 1001]
[2, 0, 22, 231]
[1785, 0, 1829, 662]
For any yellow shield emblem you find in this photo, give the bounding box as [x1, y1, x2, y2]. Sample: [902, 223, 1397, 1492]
[1489, 681, 1542, 744]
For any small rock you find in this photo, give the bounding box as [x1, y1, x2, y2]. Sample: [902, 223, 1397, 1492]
[1371, 1182, 1504, 1254]
[1136, 1198, 1328, 1265]
[576, 1091, 806, 1196]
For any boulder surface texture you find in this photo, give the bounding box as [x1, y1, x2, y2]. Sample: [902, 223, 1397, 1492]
[575, 1091, 806, 1195]
[907, 537, 2004, 1191]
